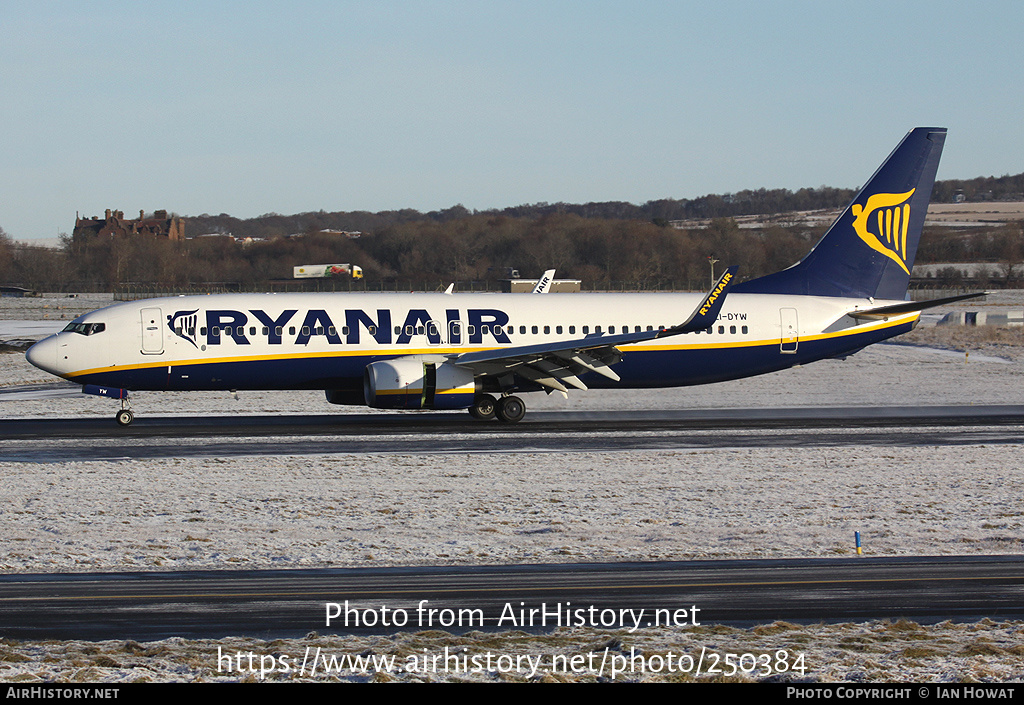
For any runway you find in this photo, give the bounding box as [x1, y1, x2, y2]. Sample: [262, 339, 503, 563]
[2, 404, 1024, 461]
[1, 556, 1022, 641]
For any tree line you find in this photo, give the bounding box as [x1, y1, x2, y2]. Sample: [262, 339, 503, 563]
[2, 216, 815, 291]
[1, 171, 1021, 291]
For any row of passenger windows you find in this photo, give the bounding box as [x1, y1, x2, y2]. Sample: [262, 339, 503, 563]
[179, 324, 751, 337]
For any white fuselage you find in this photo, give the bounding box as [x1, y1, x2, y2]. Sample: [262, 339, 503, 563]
[27, 291, 918, 395]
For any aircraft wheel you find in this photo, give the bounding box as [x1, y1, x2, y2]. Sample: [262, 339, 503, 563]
[469, 394, 497, 421]
[495, 395, 526, 423]
[115, 409, 134, 426]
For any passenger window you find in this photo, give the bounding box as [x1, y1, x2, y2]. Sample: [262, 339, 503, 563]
[556, 326, 563, 334]
[262, 327, 269, 335]
[742, 326, 748, 334]
[543, 326, 550, 334]
[569, 326, 575, 335]
[730, 326, 736, 334]
[519, 326, 526, 334]
[289, 327, 296, 335]
[275, 326, 282, 336]
[582, 326, 589, 334]
[609, 326, 615, 334]
[532, 326, 538, 334]
[596, 326, 602, 334]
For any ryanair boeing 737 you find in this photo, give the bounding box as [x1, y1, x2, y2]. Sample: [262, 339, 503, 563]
[27, 127, 979, 425]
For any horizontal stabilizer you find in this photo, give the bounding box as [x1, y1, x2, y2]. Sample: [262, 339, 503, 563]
[848, 291, 987, 320]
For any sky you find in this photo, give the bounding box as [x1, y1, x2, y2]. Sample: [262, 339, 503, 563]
[2, 0, 1022, 242]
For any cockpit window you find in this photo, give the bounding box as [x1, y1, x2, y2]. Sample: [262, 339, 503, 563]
[62, 322, 106, 336]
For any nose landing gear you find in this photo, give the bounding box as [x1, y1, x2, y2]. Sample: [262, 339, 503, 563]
[82, 384, 135, 426]
[114, 393, 135, 426]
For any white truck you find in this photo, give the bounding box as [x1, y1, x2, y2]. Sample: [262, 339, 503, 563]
[292, 264, 363, 279]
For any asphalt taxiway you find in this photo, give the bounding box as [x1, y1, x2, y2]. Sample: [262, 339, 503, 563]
[2, 405, 1024, 461]
[1, 556, 1022, 641]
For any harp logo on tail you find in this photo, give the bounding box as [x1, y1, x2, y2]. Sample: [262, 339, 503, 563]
[851, 189, 916, 274]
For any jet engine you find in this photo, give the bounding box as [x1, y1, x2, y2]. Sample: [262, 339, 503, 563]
[363, 359, 476, 410]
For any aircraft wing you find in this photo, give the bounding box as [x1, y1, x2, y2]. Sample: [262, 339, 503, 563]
[451, 267, 738, 393]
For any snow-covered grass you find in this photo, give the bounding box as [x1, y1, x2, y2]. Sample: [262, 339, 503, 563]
[2, 447, 1022, 573]
[2, 620, 1023, 682]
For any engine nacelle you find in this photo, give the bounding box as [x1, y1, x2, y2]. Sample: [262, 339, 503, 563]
[363, 359, 476, 410]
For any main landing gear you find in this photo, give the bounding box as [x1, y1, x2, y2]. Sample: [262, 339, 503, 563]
[468, 394, 526, 423]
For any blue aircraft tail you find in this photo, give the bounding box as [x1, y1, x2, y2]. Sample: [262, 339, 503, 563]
[733, 127, 946, 299]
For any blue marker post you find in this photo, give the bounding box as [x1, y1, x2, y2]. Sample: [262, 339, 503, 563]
[855, 531, 862, 556]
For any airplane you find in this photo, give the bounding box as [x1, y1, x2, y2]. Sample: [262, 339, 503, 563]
[532, 269, 556, 294]
[26, 127, 980, 426]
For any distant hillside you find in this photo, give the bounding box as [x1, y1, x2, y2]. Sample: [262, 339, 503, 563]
[184, 173, 1023, 239]
[931, 172, 1024, 203]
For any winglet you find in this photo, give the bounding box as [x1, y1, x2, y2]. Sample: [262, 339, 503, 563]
[664, 265, 738, 335]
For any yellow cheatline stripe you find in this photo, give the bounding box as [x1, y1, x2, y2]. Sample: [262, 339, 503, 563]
[373, 388, 422, 396]
[65, 313, 919, 380]
[359, 387, 471, 397]
[629, 311, 918, 352]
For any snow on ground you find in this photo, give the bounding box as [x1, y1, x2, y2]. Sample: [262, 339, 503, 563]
[2, 445, 1022, 574]
[1, 620, 1022, 683]
[1, 296, 1023, 682]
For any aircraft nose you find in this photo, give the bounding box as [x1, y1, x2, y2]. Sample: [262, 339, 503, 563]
[25, 335, 59, 375]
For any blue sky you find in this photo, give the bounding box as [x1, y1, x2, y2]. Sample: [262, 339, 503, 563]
[2, 1, 1022, 241]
